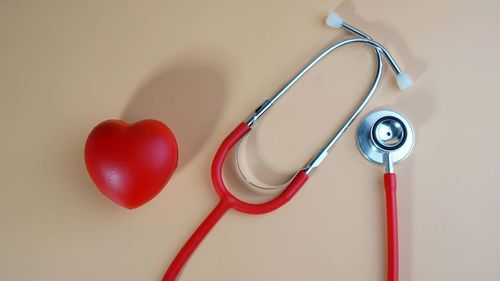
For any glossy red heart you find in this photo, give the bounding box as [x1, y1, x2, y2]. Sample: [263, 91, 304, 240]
[85, 119, 178, 209]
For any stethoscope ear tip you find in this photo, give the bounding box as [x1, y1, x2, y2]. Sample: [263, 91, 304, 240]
[396, 72, 414, 90]
[326, 12, 344, 29]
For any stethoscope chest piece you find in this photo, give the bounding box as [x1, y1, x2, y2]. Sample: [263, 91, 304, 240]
[357, 109, 414, 165]
[357, 109, 415, 281]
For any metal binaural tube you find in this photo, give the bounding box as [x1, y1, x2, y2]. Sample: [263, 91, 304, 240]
[303, 23, 385, 174]
[240, 18, 411, 189]
[246, 27, 403, 127]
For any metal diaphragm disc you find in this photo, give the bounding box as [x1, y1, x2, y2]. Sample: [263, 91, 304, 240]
[357, 109, 414, 165]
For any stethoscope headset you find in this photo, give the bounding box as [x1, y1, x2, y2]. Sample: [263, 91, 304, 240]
[162, 12, 415, 281]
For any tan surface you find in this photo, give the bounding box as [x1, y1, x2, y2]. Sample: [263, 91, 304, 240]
[1, 0, 499, 280]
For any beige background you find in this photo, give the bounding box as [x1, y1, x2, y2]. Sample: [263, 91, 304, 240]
[1, 0, 499, 280]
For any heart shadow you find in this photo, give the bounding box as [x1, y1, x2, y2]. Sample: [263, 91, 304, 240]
[122, 57, 227, 170]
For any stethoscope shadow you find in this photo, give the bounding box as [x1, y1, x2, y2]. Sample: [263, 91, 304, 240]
[335, 0, 427, 82]
[221, 133, 296, 204]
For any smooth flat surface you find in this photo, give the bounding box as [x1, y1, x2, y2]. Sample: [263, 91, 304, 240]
[1, 0, 499, 280]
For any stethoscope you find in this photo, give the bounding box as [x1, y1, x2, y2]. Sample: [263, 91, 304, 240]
[162, 12, 414, 281]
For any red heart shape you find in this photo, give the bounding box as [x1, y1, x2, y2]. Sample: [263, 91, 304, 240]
[85, 119, 178, 209]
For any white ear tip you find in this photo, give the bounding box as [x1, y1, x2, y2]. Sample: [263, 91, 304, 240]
[326, 12, 344, 28]
[396, 72, 413, 90]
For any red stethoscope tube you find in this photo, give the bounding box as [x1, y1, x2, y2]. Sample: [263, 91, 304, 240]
[162, 122, 402, 281]
[384, 173, 398, 281]
[162, 122, 309, 281]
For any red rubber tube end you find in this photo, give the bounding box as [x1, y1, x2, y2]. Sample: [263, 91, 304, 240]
[384, 173, 398, 281]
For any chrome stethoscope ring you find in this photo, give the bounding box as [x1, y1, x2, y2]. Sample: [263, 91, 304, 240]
[357, 109, 414, 166]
